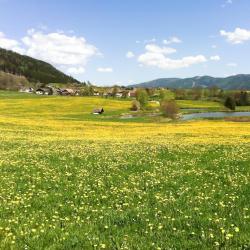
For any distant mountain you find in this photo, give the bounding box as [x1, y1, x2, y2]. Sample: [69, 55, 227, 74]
[0, 47, 79, 84]
[131, 75, 250, 90]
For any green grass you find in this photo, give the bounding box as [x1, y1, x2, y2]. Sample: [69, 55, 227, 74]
[0, 91, 249, 249]
[0, 91, 131, 121]
[176, 100, 224, 110]
[236, 106, 250, 111]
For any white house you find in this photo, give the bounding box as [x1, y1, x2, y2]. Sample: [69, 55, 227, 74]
[19, 87, 34, 93]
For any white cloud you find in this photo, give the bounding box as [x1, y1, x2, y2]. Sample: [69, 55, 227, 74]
[67, 67, 85, 74]
[163, 36, 182, 45]
[211, 45, 217, 49]
[0, 32, 25, 54]
[22, 30, 99, 69]
[126, 51, 135, 58]
[138, 44, 206, 70]
[210, 55, 220, 61]
[220, 28, 250, 44]
[97, 67, 113, 73]
[227, 62, 237, 67]
[0, 29, 100, 76]
[145, 44, 176, 55]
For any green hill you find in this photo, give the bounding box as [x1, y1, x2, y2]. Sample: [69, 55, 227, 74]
[132, 75, 250, 90]
[0, 47, 79, 84]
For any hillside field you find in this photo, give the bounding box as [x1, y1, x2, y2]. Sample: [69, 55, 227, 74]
[0, 91, 250, 249]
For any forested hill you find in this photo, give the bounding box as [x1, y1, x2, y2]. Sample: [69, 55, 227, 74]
[0, 47, 79, 84]
[132, 75, 250, 90]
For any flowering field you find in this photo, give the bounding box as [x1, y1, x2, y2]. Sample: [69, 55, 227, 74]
[0, 92, 250, 249]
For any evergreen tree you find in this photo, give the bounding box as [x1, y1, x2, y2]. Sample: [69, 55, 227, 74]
[0, 47, 79, 84]
[239, 91, 249, 106]
[224, 96, 236, 110]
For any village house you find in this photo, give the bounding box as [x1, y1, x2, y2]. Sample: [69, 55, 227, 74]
[127, 90, 137, 98]
[35, 87, 53, 95]
[19, 87, 34, 93]
[60, 88, 75, 96]
[93, 90, 100, 96]
[47, 86, 61, 95]
[115, 92, 123, 98]
[107, 89, 114, 97]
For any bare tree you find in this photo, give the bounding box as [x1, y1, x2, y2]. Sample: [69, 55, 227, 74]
[161, 100, 179, 119]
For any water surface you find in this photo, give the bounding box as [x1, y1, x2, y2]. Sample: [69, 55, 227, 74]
[181, 111, 250, 121]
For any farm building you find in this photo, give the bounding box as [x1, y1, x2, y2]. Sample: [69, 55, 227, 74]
[115, 92, 123, 98]
[92, 108, 104, 114]
[35, 87, 53, 95]
[93, 90, 100, 96]
[128, 90, 136, 97]
[19, 87, 34, 93]
[60, 89, 75, 96]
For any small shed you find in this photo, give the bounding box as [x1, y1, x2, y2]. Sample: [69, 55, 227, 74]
[92, 108, 104, 114]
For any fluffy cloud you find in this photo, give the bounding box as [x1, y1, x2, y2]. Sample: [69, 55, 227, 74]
[97, 67, 113, 73]
[0, 32, 24, 54]
[126, 51, 135, 58]
[22, 30, 99, 68]
[138, 44, 206, 70]
[163, 36, 182, 45]
[67, 67, 85, 74]
[145, 44, 176, 54]
[220, 28, 250, 44]
[0, 29, 99, 75]
[210, 55, 220, 61]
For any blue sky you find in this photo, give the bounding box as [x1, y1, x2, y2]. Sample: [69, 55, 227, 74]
[0, 0, 250, 85]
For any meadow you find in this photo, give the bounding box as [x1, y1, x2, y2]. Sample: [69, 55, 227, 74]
[0, 91, 249, 249]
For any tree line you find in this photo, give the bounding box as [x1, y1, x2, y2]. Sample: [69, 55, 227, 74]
[131, 88, 249, 119]
[0, 48, 79, 84]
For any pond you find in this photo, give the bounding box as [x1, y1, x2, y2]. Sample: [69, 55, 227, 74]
[181, 111, 250, 121]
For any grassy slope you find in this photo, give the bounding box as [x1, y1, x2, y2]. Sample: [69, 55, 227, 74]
[0, 91, 250, 249]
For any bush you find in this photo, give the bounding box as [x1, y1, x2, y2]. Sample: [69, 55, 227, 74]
[224, 96, 236, 110]
[161, 100, 179, 119]
[136, 89, 148, 109]
[131, 100, 140, 111]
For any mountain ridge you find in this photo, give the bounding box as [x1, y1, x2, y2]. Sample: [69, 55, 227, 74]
[130, 74, 250, 90]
